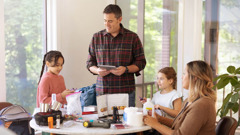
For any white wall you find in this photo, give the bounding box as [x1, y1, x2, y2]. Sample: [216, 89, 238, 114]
[52, 0, 112, 89]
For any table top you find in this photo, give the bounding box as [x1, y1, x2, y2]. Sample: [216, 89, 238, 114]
[30, 114, 151, 135]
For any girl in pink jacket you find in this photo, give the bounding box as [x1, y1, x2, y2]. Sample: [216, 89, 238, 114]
[37, 50, 73, 107]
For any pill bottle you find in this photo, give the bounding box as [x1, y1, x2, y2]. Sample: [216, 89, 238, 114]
[56, 115, 60, 129]
[48, 117, 53, 129]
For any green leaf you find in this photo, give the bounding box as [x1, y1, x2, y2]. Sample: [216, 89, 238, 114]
[227, 66, 235, 74]
[230, 77, 239, 86]
[213, 74, 228, 82]
[222, 102, 233, 116]
[232, 102, 239, 113]
[233, 83, 240, 92]
[216, 77, 230, 89]
[233, 76, 238, 80]
[231, 93, 239, 103]
[235, 67, 240, 74]
[222, 92, 233, 108]
[217, 108, 221, 116]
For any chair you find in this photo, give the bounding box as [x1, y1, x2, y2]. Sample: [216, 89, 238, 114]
[216, 116, 238, 135]
[0, 102, 13, 128]
[0, 102, 12, 110]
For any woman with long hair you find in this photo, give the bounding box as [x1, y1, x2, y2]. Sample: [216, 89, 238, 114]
[143, 60, 216, 135]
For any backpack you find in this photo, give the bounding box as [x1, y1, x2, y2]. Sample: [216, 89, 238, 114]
[0, 105, 34, 135]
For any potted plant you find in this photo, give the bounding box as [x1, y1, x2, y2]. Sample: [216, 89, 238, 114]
[214, 66, 240, 119]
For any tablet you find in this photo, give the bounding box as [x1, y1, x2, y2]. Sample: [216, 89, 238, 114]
[98, 65, 117, 70]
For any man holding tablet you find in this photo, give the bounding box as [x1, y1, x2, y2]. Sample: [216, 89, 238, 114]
[86, 4, 146, 107]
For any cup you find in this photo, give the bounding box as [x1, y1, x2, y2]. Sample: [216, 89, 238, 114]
[40, 103, 44, 112]
[128, 112, 143, 127]
[51, 101, 62, 111]
[44, 103, 50, 112]
[40, 103, 50, 112]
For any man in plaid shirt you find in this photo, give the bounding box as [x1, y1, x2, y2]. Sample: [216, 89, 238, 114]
[87, 4, 146, 107]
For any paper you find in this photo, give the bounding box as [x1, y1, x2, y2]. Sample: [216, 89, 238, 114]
[97, 94, 129, 118]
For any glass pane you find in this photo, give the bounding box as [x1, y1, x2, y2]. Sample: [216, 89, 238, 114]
[218, 1, 240, 74]
[217, 0, 240, 120]
[4, 0, 46, 113]
[144, 0, 178, 83]
[117, 0, 138, 33]
[118, 0, 178, 84]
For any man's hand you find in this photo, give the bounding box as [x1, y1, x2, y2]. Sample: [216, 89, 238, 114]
[110, 66, 126, 76]
[97, 68, 111, 77]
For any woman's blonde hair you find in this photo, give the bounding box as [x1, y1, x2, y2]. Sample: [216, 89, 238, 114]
[187, 60, 216, 102]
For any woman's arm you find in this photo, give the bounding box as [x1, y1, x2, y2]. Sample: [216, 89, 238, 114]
[144, 115, 173, 135]
[155, 113, 174, 127]
[155, 97, 182, 117]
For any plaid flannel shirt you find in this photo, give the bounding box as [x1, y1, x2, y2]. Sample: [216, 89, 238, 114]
[87, 24, 146, 94]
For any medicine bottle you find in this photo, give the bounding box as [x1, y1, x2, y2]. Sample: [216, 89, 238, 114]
[143, 98, 155, 117]
[48, 116, 53, 129]
[56, 115, 60, 129]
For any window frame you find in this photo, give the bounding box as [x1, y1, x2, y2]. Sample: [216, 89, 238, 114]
[0, 0, 6, 101]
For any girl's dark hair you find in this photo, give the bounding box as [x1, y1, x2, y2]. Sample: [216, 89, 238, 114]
[38, 50, 64, 84]
[103, 4, 122, 19]
[159, 67, 177, 89]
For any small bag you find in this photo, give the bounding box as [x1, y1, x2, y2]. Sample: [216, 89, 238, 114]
[76, 83, 96, 111]
[66, 92, 82, 117]
[0, 105, 33, 135]
[34, 110, 63, 126]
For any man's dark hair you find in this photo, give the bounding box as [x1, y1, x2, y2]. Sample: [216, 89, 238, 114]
[103, 4, 122, 19]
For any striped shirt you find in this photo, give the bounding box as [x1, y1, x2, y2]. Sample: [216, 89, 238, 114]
[87, 24, 146, 94]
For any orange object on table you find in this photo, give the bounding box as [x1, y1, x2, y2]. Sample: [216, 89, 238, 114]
[48, 116, 53, 129]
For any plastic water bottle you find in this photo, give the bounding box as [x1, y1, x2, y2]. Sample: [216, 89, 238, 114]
[143, 98, 155, 117]
[52, 93, 56, 106]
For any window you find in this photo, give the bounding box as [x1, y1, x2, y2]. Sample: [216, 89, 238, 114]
[117, 0, 138, 34]
[203, 0, 240, 120]
[117, 0, 178, 97]
[4, 0, 46, 113]
[218, 1, 240, 73]
[117, 0, 179, 82]
[144, 0, 178, 83]
[217, 0, 240, 120]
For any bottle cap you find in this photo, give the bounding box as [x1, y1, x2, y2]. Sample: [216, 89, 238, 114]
[147, 98, 151, 102]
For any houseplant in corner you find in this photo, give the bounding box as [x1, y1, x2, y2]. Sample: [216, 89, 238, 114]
[214, 66, 240, 120]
